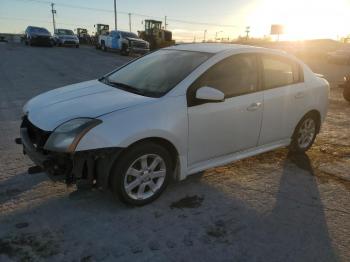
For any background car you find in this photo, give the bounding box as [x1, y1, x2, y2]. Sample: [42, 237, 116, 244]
[20, 44, 329, 206]
[97, 30, 149, 55]
[53, 29, 79, 48]
[24, 26, 53, 46]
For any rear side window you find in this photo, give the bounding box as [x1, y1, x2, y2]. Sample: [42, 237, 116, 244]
[262, 55, 304, 90]
[191, 54, 258, 98]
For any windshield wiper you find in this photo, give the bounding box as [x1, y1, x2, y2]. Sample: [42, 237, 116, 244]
[100, 77, 162, 97]
[103, 79, 147, 96]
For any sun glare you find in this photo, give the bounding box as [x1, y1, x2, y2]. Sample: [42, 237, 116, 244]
[245, 0, 350, 40]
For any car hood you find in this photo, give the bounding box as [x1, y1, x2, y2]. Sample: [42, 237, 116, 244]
[57, 34, 77, 39]
[24, 80, 154, 131]
[126, 37, 147, 43]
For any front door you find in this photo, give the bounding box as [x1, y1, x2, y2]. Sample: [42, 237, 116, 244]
[187, 53, 263, 166]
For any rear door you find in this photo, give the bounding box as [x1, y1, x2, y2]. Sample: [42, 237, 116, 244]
[187, 53, 264, 165]
[258, 54, 306, 146]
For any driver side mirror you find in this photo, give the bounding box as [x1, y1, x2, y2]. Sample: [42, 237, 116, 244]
[195, 86, 225, 102]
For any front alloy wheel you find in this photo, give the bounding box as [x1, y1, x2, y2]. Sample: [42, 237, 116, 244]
[111, 142, 173, 205]
[124, 154, 166, 200]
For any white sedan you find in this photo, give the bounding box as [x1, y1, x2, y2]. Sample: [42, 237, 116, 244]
[20, 44, 329, 205]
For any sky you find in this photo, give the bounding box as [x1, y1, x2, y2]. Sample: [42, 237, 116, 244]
[1, 0, 350, 41]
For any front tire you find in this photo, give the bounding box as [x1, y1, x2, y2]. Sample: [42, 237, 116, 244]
[121, 44, 129, 56]
[290, 113, 319, 153]
[110, 142, 173, 206]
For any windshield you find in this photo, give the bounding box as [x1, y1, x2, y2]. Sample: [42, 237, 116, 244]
[120, 32, 139, 38]
[56, 29, 74, 35]
[103, 50, 211, 97]
[30, 27, 49, 34]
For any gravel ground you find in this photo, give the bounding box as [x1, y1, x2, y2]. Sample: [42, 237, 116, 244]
[0, 43, 349, 262]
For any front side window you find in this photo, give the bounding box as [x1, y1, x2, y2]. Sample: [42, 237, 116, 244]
[262, 55, 303, 90]
[103, 50, 211, 97]
[191, 54, 258, 98]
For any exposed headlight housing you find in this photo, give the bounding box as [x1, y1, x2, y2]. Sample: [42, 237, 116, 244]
[44, 118, 102, 153]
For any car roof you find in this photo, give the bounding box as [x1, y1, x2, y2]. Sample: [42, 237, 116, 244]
[111, 30, 136, 34]
[27, 26, 47, 30]
[166, 43, 263, 54]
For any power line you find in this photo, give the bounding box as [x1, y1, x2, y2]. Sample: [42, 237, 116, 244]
[10, 0, 236, 28]
[0, 16, 87, 28]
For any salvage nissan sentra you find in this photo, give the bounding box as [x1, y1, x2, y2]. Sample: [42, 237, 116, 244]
[19, 44, 329, 205]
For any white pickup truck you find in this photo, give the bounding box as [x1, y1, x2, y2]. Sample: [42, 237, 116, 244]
[97, 30, 150, 56]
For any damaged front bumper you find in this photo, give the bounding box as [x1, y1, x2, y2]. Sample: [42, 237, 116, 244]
[19, 119, 122, 189]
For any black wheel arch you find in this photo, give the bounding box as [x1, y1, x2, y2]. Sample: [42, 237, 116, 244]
[107, 137, 179, 189]
[292, 109, 321, 141]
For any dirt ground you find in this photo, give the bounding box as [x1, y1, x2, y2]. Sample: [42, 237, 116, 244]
[0, 43, 349, 262]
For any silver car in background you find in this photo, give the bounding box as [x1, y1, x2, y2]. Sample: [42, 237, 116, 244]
[53, 29, 79, 48]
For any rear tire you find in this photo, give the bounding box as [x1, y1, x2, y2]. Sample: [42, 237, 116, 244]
[110, 142, 173, 206]
[101, 42, 107, 52]
[289, 113, 319, 153]
[76, 44, 79, 48]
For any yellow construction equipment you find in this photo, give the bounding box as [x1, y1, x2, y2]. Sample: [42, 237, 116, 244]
[138, 20, 175, 50]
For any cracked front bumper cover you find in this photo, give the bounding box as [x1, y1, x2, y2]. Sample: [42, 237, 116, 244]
[20, 126, 123, 188]
[20, 127, 49, 167]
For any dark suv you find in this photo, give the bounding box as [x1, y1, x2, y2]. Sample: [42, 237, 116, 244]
[24, 26, 53, 46]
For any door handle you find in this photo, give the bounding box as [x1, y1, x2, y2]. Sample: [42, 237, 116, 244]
[295, 92, 305, 99]
[247, 102, 262, 111]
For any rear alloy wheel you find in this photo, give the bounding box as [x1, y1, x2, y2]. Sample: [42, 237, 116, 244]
[290, 114, 318, 153]
[111, 143, 173, 206]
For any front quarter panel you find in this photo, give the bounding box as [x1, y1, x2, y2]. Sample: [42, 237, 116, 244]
[76, 95, 188, 177]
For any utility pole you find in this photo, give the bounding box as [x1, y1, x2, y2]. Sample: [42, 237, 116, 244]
[245, 26, 250, 40]
[164, 16, 168, 30]
[203, 29, 207, 42]
[51, 3, 56, 32]
[215, 31, 223, 42]
[114, 0, 117, 30]
[128, 13, 132, 32]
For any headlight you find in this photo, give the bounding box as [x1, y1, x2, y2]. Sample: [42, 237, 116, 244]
[44, 118, 102, 152]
